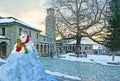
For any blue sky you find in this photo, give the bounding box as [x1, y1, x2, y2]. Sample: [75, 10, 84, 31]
[0, 0, 50, 34]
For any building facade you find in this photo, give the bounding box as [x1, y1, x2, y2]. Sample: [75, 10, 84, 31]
[0, 14, 56, 58]
[56, 39, 94, 54]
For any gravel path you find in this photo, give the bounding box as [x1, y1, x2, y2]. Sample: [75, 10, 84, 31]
[40, 57, 120, 81]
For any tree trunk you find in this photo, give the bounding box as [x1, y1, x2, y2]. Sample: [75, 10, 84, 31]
[75, 37, 81, 54]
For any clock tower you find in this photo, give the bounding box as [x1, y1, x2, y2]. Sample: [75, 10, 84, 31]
[46, 8, 56, 54]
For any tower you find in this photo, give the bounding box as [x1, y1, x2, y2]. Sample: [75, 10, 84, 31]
[46, 8, 56, 43]
[46, 8, 56, 54]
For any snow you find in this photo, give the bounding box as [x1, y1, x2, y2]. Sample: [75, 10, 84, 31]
[39, 34, 47, 37]
[15, 20, 40, 31]
[0, 58, 6, 63]
[0, 47, 120, 81]
[40, 56, 120, 81]
[93, 44, 105, 50]
[60, 53, 120, 66]
[0, 40, 57, 81]
[67, 39, 94, 44]
[0, 18, 15, 23]
[46, 70, 81, 81]
[0, 35, 6, 39]
[0, 17, 40, 31]
[0, 52, 120, 81]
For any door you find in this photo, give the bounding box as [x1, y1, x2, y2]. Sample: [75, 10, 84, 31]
[0, 42, 7, 57]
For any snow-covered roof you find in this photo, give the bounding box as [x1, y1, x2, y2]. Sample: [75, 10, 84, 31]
[40, 41, 54, 44]
[39, 34, 47, 37]
[67, 39, 94, 45]
[93, 45, 98, 49]
[0, 17, 41, 32]
[93, 44, 104, 49]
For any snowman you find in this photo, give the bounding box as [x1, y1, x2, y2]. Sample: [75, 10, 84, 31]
[0, 30, 58, 81]
[12, 30, 33, 54]
[16, 30, 30, 53]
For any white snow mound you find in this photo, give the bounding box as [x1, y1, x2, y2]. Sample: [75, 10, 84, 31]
[0, 40, 58, 81]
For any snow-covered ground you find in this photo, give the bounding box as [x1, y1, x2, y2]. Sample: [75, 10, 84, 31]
[0, 58, 6, 63]
[0, 54, 120, 81]
[46, 70, 81, 81]
[0, 57, 81, 81]
[60, 53, 120, 66]
[1, 53, 120, 66]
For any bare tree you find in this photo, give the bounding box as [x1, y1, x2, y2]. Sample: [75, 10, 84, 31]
[50, 0, 109, 54]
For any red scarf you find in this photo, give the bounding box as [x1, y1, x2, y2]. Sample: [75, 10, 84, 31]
[16, 36, 30, 52]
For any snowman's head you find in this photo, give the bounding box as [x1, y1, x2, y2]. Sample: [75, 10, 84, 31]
[19, 30, 29, 43]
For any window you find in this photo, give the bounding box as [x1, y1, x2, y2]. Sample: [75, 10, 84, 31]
[44, 37, 45, 41]
[2, 28, 5, 36]
[29, 31, 31, 37]
[37, 33, 39, 38]
[89, 47, 92, 50]
[85, 46, 88, 50]
[70, 46, 71, 50]
[19, 28, 22, 35]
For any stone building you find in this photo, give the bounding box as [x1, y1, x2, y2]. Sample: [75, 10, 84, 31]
[0, 17, 39, 57]
[66, 39, 94, 54]
[56, 39, 94, 54]
[0, 17, 43, 57]
[45, 8, 56, 54]
[0, 10, 56, 58]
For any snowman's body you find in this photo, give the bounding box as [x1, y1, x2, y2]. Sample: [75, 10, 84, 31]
[0, 32, 58, 81]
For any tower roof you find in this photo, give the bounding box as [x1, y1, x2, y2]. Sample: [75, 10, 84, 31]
[47, 8, 54, 11]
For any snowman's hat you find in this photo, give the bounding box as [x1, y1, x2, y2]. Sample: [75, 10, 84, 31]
[21, 30, 28, 35]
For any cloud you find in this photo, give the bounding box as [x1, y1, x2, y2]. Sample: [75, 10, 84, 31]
[0, 0, 49, 34]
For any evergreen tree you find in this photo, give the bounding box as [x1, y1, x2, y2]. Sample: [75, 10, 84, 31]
[105, 0, 120, 61]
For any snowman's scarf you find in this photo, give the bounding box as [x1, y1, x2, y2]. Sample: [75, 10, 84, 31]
[16, 36, 30, 53]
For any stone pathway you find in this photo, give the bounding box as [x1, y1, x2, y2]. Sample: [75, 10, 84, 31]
[81, 77, 98, 81]
[56, 76, 98, 81]
[1, 56, 120, 81]
[40, 57, 120, 81]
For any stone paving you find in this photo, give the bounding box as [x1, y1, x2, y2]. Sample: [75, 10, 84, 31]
[0, 62, 97, 81]
[40, 57, 120, 81]
[54, 75, 99, 81]
[1, 57, 120, 81]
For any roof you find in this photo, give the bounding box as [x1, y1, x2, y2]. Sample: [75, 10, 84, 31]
[67, 39, 94, 45]
[39, 34, 47, 37]
[47, 8, 54, 10]
[0, 17, 41, 32]
[93, 44, 104, 49]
